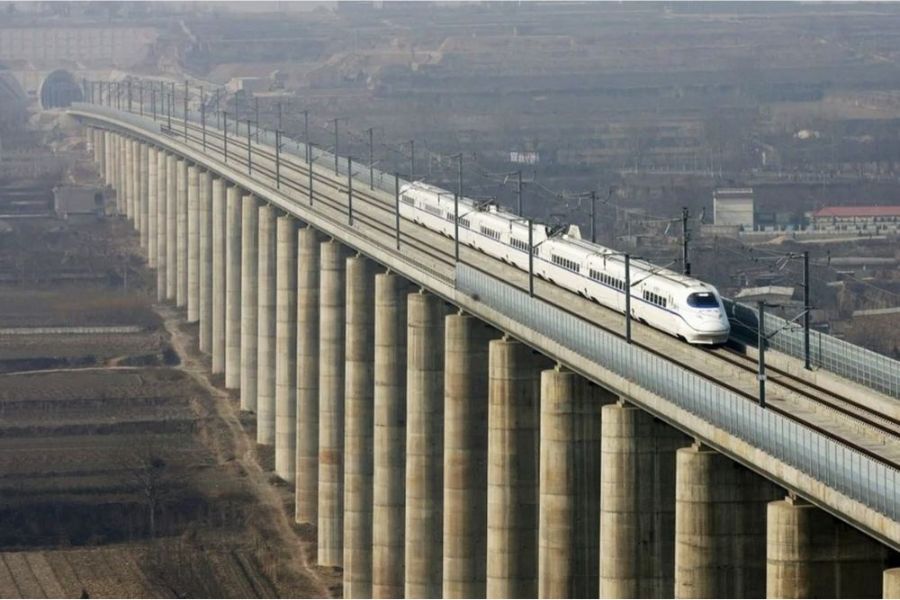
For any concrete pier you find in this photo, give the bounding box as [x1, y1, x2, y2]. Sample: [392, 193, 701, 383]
[885, 568, 900, 598]
[372, 271, 410, 598]
[295, 226, 321, 525]
[165, 153, 177, 301]
[187, 165, 200, 322]
[124, 138, 133, 221]
[147, 147, 158, 269]
[240, 195, 260, 412]
[225, 185, 242, 389]
[318, 240, 348, 568]
[176, 159, 188, 308]
[599, 401, 685, 598]
[443, 313, 494, 599]
[198, 171, 213, 353]
[256, 204, 276, 444]
[405, 291, 446, 599]
[537, 368, 605, 599]
[139, 144, 149, 250]
[129, 139, 138, 223]
[275, 216, 298, 481]
[211, 177, 227, 374]
[343, 254, 375, 598]
[766, 496, 886, 598]
[486, 337, 546, 599]
[155, 151, 168, 302]
[674, 443, 781, 599]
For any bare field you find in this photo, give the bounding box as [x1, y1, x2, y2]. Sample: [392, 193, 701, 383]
[0, 540, 281, 598]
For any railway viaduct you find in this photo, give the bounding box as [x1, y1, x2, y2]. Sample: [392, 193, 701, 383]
[69, 86, 900, 599]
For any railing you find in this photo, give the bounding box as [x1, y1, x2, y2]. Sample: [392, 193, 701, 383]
[724, 299, 900, 399]
[456, 263, 899, 521]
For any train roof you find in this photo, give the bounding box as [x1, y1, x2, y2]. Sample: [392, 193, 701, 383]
[556, 235, 711, 290]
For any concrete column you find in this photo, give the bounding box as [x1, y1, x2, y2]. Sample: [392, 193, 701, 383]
[165, 153, 177, 301]
[674, 442, 781, 599]
[372, 271, 410, 598]
[318, 240, 348, 568]
[199, 171, 213, 353]
[139, 143, 149, 250]
[537, 368, 606, 599]
[119, 136, 127, 216]
[885, 568, 900, 598]
[343, 254, 375, 598]
[124, 138, 133, 221]
[147, 147, 158, 269]
[129, 139, 138, 224]
[443, 313, 494, 599]
[211, 177, 227, 375]
[187, 165, 200, 322]
[240, 195, 260, 412]
[486, 337, 546, 599]
[599, 401, 686, 599]
[256, 204, 276, 444]
[225, 185, 242, 389]
[295, 226, 321, 525]
[405, 291, 446, 599]
[103, 131, 112, 188]
[155, 151, 168, 302]
[275, 216, 298, 480]
[767, 496, 886, 598]
[176, 159, 188, 308]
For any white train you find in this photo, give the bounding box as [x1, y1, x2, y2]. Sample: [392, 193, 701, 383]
[399, 180, 730, 345]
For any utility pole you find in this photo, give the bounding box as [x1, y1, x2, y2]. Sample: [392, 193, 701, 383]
[803, 250, 811, 370]
[682, 206, 691, 275]
[166, 86, 172, 132]
[394, 173, 401, 250]
[223, 111, 228, 163]
[151, 89, 157, 121]
[348, 157, 354, 226]
[625, 253, 632, 343]
[528, 218, 534, 297]
[200, 86, 206, 150]
[139, 82, 143, 116]
[454, 191, 460, 263]
[303, 110, 310, 164]
[183, 80, 189, 142]
[277, 102, 283, 132]
[214, 89, 221, 128]
[333, 118, 339, 173]
[247, 120, 252, 175]
[409, 140, 415, 179]
[758, 300, 767, 407]
[516, 170, 523, 215]
[366, 127, 374, 190]
[590, 190, 597, 243]
[127, 79, 132, 112]
[275, 130, 281, 189]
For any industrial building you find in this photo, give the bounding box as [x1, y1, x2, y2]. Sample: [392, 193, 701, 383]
[713, 187, 754, 230]
[810, 205, 900, 234]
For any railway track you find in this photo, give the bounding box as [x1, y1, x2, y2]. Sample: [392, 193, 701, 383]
[135, 114, 900, 471]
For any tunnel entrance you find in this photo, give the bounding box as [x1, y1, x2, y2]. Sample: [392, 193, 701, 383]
[40, 69, 83, 109]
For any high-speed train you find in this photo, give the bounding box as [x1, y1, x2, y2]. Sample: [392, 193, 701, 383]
[399, 180, 730, 345]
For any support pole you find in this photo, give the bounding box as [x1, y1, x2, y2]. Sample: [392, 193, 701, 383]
[367, 127, 374, 189]
[758, 301, 766, 408]
[223, 111, 229, 163]
[625, 254, 632, 344]
[247, 119, 252, 175]
[348, 157, 354, 226]
[590, 190, 597, 243]
[528, 218, 534, 297]
[333, 117, 339, 174]
[395, 173, 401, 250]
[682, 207, 691, 276]
[275, 130, 281, 189]
[803, 250, 811, 370]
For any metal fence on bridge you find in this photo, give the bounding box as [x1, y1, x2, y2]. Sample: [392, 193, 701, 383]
[456, 264, 899, 522]
[724, 299, 900, 400]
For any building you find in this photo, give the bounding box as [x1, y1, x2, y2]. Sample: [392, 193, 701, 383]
[713, 188, 754, 230]
[53, 185, 105, 221]
[810, 206, 900, 234]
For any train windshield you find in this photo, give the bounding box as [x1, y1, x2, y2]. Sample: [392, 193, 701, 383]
[687, 292, 719, 308]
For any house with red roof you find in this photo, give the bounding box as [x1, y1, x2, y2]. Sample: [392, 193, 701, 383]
[810, 205, 900, 234]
